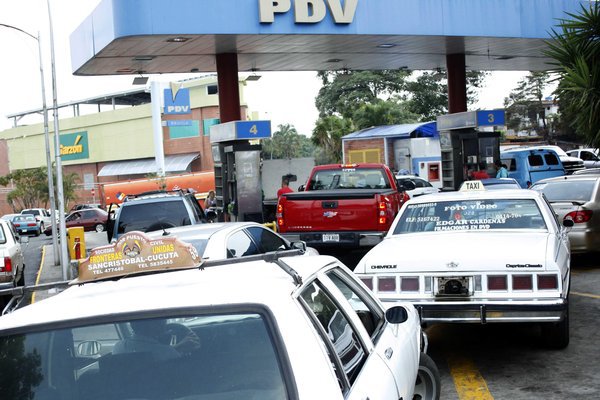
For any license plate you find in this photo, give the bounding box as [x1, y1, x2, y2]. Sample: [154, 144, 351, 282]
[322, 234, 340, 242]
[436, 276, 471, 296]
[21, 229, 26, 233]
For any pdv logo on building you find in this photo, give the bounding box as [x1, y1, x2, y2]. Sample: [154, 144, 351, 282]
[164, 84, 191, 115]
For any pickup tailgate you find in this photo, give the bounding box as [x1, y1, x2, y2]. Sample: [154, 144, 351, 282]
[280, 189, 391, 231]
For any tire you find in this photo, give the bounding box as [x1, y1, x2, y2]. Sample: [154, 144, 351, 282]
[541, 303, 569, 349]
[413, 352, 441, 400]
[95, 223, 105, 232]
[35, 228, 40, 237]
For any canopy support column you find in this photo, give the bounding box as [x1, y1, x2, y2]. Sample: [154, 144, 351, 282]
[446, 53, 467, 114]
[216, 53, 241, 123]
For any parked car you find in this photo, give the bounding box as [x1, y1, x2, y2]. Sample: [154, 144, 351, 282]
[0, 231, 440, 400]
[44, 208, 109, 235]
[11, 215, 41, 236]
[500, 147, 565, 188]
[574, 167, 600, 176]
[145, 221, 318, 259]
[504, 145, 584, 174]
[1, 213, 21, 222]
[70, 203, 103, 212]
[566, 148, 600, 169]
[395, 174, 439, 197]
[354, 185, 573, 349]
[20, 208, 53, 232]
[107, 189, 207, 242]
[530, 175, 600, 254]
[0, 219, 26, 308]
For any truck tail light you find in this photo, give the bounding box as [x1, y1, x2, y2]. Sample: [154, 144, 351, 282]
[378, 202, 387, 225]
[400, 277, 419, 292]
[564, 210, 592, 223]
[378, 277, 396, 292]
[538, 274, 558, 290]
[276, 203, 284, 227]
[1, 257, 12, 273]
[359, 277, 373, 290]
[512, 275, 533, 290]
[488, 275, 507, 291]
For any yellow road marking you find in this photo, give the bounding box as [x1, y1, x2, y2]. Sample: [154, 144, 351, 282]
[32, 245, 46, 304]
[571, 291, 600, 299]
[447, 354, 494, 400]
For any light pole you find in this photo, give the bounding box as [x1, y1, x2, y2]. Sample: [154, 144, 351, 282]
[46, 0, 70, 279]
[0, 23, 60, 266]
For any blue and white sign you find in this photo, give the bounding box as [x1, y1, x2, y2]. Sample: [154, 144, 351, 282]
[210, 120, 272, 143]
[477, 110, 505, 127]
[164, 88, 191, 115]
[167, 120, 193, 127]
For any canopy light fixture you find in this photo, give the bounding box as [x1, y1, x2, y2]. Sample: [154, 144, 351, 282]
[167, 36, 189, 43]
[246, 68, 261, 81]
[133, 55, 155, 61]
[377, 43, 396, 48]
[326, 58, 343, 63]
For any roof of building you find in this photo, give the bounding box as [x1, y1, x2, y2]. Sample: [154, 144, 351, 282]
[342, 121, 438, 140]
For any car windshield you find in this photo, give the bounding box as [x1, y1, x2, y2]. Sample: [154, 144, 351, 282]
[117, 201, 191, 234]
[0, 311, 288, 400]
[0, 225, 6, 244]
[393, 199, 547, 233]
[531, 180, 596, 203]
[308, 167, 391, 190]
[21, 210, 40, 216]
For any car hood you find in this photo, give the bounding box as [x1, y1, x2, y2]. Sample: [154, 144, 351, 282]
[356, 232, 550, 273]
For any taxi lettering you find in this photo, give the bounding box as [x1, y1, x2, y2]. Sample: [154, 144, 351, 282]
[259, 0, 358, 24]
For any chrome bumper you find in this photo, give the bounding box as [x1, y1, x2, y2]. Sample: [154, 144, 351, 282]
[281, 231, 384, 247]
[383, 298, 568, 324]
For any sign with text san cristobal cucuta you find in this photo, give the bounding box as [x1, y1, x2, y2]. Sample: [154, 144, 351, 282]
[60, 132, 89, 161]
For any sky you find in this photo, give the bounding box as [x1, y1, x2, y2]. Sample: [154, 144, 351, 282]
[0, 0, 532, 137]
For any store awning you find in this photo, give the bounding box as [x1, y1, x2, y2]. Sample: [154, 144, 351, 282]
[98, 153, 199, 177]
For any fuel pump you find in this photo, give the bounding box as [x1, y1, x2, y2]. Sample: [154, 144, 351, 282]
[210, 120, 271, 222]
[437, 110, 505, 191]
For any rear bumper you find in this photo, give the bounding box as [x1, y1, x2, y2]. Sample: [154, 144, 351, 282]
[281, 231, 385, 247]
[382, 298, 567, 324]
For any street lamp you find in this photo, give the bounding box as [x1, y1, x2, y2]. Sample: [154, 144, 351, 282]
[0, 23, 60, 266]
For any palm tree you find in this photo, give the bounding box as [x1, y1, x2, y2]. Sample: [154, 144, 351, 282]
[545, 3, 600, 148]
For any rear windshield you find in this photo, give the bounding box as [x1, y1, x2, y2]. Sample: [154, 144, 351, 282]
[308, 167, 391, 190]
[393, 199, 547, 233]
[0, 312, 288, 400]
[531, 180, 596, 203]
[117, 201, 191, 234]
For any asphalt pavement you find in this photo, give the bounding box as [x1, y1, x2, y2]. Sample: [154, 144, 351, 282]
[32, 232, 108, 303]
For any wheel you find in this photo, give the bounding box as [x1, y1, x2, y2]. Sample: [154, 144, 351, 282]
[35, 228, 40, 237]
[541, 303, 569, 349]
[95, 223, 105, 232]
[413, 352, 441, 400]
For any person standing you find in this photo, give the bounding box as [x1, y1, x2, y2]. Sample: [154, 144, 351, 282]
[494, 160, 509, 178]
[471, 161, 490, 179]
[277, 177, 294, 198]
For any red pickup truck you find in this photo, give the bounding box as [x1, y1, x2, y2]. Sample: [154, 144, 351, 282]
[276, 163, 406, 248]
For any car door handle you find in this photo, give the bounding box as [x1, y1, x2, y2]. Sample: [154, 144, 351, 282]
[384, 347, 393, 359]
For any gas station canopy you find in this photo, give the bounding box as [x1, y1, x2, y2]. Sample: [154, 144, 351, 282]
[70, 0, 586, 76]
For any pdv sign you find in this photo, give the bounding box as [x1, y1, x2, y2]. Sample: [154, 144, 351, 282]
[164, 88, 191, 115]
[259, 0, 358, 24]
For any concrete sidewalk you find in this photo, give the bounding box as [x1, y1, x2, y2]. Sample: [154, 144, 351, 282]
[32, 232, 109, 303]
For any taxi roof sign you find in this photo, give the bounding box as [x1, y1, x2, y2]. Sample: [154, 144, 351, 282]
[459, 180, 486, 191]
[75, 231, 201, 283]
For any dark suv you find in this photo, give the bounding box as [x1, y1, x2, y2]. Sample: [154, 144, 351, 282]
[107, 190, 207, 242]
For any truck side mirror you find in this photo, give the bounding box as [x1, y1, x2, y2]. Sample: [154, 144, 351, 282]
[297, 185, 305, 192]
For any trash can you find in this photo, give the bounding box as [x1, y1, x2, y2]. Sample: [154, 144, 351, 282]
[67, 226, 86, 260]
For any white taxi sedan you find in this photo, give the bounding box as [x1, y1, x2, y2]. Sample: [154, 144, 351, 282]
[354, 184, 573, 349]
[0, 231, 440, 400]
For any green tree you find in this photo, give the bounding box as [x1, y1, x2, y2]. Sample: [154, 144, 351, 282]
[0, 166, 80, 212]
[315, 70, 411, 119]
[545, 3, 600, 148]
[352, 100, 419, 130]
[262, 124, 315, 159]
[503, 72, 552, 138]
[311, 116, 353, 163]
